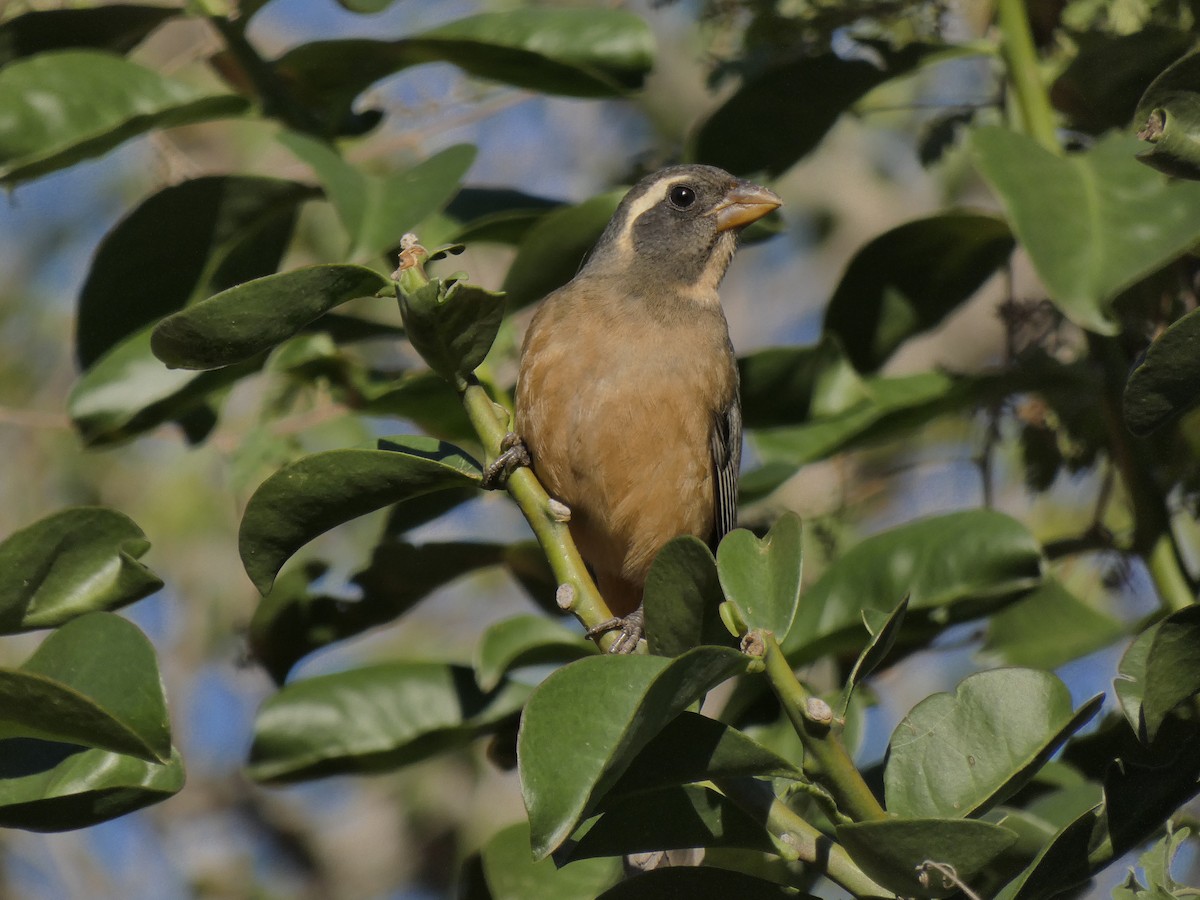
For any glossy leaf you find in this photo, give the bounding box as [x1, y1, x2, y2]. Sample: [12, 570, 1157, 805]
[1134, 50, 1200, 180]
[837, 818, 1018, 898]
[885, 668, 1102, 819]
[644, 537, 730, 657]
[571, 784, 775, 860]
[0, 743, 184, 832]
[239, 436, 482, 594]
[396, 276, 505, 388]
[690, 43, 940, 176]
[152, 265, 391, 371]
[1115, 622, 1157, 737]
[981, 578, 1123, 669]
[479, 821, 622, 900]
[1142, 606, 1200, 741]
[0, 613, 170, 762]
[823, 213, 1014, 372]
[0, 507, 162, 634]
[248, 662, 529, 782]
[597, 867, 807, 899]
[716, 513, 802, 640]
[474, 615, 595, 692]
[518, 647, 749, 858]
[972, 128, 1200, 334]
[1124, 306, 1200, 435]
[0, 5, 177, 67]
[78, 175, 312, 367]
[839, 595, 907, 717]
[279, 133, 476, 259]
[783, 510, 1043, 663]
[0, 50, 247, 184]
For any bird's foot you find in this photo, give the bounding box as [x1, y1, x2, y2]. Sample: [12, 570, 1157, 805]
[587, 606, 645, 655]
[482, 432, 530, 489]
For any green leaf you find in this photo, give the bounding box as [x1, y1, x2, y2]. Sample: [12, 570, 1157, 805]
[1135, 50, 1200, 180]
[69, 326, 259, 447]
[247, 661, 528, 782]
[602, 711, 804, 804]
[837, 818, 1019, 899]
[644, 537, 731, 657]
[0, 743, 184, 832]
[0, 613, 170, 762]
[0, 50, 247, 185]
[0, 5, 177, 68]
[353, 368, 477, 446]
[0, 507, 162, 634]
[571, 784, 776, 860]
[1115, 621, 1158, 736]
[838, 594, 907, 718]
[884, 668, 1102, 819]
[444, 187, 562, 245]
[971, 128, 1200, 334]
[783, 510, 1043, 663]
[981, 578, 1124, 669]
[479, 821, 622, 900]
[597, 867, 807, 899]
[1142, 606, 1200, 741]
[993, 803, 1102, 900]
[77, 175, 312, 368]
[518, 647, 749, 858]
[475, 615, 596, 692]
[151, 264, 391, 371]
[396, 275, 506, 388]
[278, 133, 476, 259]
[716, 513, 802, 640]
[823, 213, 1014, 372]
[239, 436, 482, 594]
[690, 43, 941, 176]
[1124, 306, 1200, 435]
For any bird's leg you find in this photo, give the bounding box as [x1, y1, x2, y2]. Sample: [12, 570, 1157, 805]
[587, 605, 645, 655]
[482, 432, 531, 489]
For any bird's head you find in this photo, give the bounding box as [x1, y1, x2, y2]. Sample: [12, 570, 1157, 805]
[583, 165, 781, 298]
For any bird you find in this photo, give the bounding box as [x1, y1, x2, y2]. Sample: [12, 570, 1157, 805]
[500, 164, 781, 652]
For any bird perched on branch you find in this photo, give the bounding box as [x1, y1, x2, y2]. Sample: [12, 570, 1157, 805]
[502, 165, 781, 652]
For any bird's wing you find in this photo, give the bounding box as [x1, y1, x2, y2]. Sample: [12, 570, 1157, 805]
[710, 398, 742, 544]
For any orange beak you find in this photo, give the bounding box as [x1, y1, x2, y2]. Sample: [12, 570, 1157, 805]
[712, 183, 782, 232]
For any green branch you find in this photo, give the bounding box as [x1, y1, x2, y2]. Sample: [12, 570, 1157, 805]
[995, 0, 1059, 152]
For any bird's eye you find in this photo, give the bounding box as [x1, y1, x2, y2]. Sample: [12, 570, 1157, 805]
[668, 184, 696, 209]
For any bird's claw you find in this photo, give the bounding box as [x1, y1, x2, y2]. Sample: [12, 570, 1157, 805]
[587, 606, 645, 655]
[482, 432, 530, 489]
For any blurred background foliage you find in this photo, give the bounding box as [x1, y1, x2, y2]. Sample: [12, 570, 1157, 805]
[3, 0, 1200, 897]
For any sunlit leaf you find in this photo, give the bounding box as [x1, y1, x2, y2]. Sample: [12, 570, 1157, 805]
[479, 820, 622, 900]
[716, 513, 802, 640]
[396, 275, 505, 388]
[474, 615, 595, 692]
[644, 537, 730, 657]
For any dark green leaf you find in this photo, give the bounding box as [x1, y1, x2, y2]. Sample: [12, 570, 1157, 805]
[783, 510, 1043, 663]
[0, 50, 247, 185]
[981, 578, 1124, 669]
[0, 613, 170, 762]
[570, 784, 776, 860]
[152, 264, 391, 371]
[247, 662, 529, 782]
[239, 436, 482, 594]
[838, 594, 907, 717]
[77, 175, 312, 368]
[644, 537, 731, 657]
[1124, 305, 1200, 435]
[475, 615, 595, 692]
[0, 507, 161, 634]
[445, 187, 562, 245]
[884, 668, 1102, 819]
[479, 821, 622, 900]
[1135, 50, 1200, 179]
[518, 647, 749, 858]
[396, 276, 505, 387]
[690, 43, 941, 176]
[0, 5, 177, 67]
[334, 0, 398, 11]
[1115, 622, 1157, 736]
[0, 742, 183, 832]
[716, 513, 802, 640]
[823, 213, 1014, 372]
[837, 818, 1018, 899]
[971, 128, 1200, 334]
[597, 867, 806, 899]
[353, 369, 477, 446]
[1142, 606, 1200, 741]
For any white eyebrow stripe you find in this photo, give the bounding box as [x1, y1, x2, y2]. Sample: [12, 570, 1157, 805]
[614, 174, 695, 256]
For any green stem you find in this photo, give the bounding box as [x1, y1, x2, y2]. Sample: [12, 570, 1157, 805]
[995, 0, 1059, 152]
[715, 777, 892, 898]
[758, 632, 887, 823]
